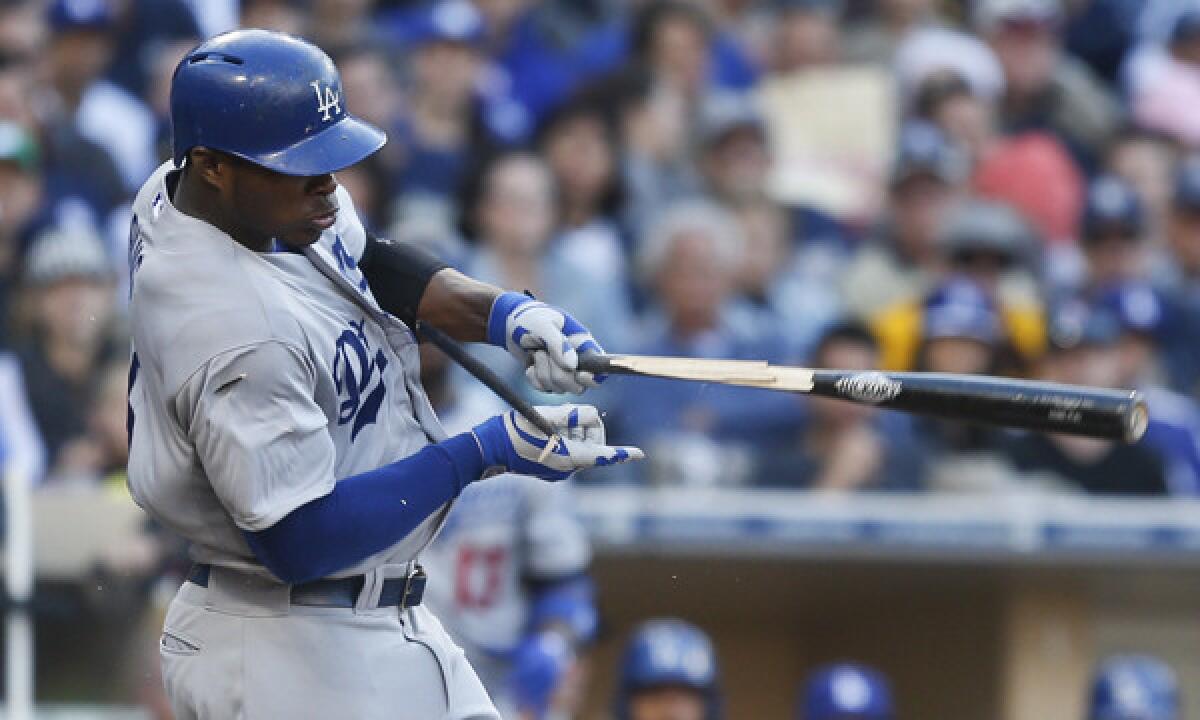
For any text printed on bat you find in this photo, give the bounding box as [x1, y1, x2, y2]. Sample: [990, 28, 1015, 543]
[835, 372, 903, 404]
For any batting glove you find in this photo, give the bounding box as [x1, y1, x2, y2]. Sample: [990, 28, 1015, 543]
[488, 291, 605, 394]
[471, 404, 643, 482]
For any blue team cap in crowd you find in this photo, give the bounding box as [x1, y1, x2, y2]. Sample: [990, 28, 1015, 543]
[1047, 299, 1120, 352]
[47, 0, 113, 32]
[891, 122, 968, 187]
[801, 663, 893, 720]
[1173, 157, 1200, 211]
[922, 277, 1002, 345]
[405, 0, 485, 48]
[1089, 655, 1179, 720]
[1171, 8, 1200, 46]
[1082, 175, 1145, 242]
[1093, 283, 1167, 340]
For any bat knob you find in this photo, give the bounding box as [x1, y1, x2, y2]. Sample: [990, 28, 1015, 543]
[1124, 393, 1149, 443]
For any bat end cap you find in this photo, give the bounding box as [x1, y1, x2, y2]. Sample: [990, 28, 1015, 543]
[1125, 394, 1149, 443]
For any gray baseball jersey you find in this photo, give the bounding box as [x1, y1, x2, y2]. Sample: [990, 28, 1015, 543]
[127, 160, 450, 577]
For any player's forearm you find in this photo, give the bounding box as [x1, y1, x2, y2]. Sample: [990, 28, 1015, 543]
[243, 433, 485, 585]
[416, 268, 499, 342]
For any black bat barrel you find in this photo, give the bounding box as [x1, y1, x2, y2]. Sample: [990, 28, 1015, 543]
[811, 370, 1148, 443]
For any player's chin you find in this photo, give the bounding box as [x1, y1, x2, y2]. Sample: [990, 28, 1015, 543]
[277, 224, 326, 247]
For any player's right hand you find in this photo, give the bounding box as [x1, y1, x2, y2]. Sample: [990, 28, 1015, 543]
[471, 404, 643, 482]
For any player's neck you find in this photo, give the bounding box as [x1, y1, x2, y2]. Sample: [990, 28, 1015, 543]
[173, 168, 272, 252]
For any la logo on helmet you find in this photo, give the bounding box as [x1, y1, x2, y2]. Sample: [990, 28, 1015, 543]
[310, 81, 341, 122]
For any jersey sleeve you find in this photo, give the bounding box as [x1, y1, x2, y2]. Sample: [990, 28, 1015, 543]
[179, 341, 336, 532]
[522, 480, 591, 580]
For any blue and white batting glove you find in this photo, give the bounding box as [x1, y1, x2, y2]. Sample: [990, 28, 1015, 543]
[471, 404, 643, 482]
[511, 631, 573, 720]
[488, 291, 605, 394]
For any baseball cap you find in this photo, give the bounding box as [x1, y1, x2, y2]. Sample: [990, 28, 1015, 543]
[1093, 283, 1167, 340]
[1171, 8, 1200, 46]
[975, 0, 1061, 32]
[801, 663, 893, 720]
[0, 121, 39, 172]
[922, 277, 1002, 345]
[890, 122, 968, 188]
[47, 0, 113, 32]
[938, 199, 1034, 262]
[699, 93, 764, 149]
[1082, 175, 1144, 242]
[24, 225, 112, 285]
[405, 0, 485, 49]
[1046, 298, 1119, 352]
[1172, 156, 1200, 212]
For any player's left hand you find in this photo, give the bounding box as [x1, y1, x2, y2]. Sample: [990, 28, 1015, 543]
[488, 291, 605, 394]
[511, 631, 573, 720]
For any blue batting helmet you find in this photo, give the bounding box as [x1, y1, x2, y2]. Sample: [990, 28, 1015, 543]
[170, 29, 385, 176]
[801, 663, 894, 720]
[1089, 655, 1179, 720]
[615, 618, 720, 720]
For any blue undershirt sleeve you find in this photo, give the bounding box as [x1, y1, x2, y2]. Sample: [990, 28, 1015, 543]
[243, 432, 485, 584]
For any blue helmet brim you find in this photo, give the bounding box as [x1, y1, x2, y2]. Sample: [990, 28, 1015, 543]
[242, 114, 386, 176]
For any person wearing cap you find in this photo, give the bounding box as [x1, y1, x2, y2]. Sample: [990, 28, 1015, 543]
[767, 0, 843, 74]
[975, 0, 1119, 171]
[13, 223, 118, 477]
[841, 123, 965, 320]
[1002, 300, 1168, 495]
[1093, 283, 1200, 497]
[864, 196, 1045, 373]
[753, 320, 925, 491]
[1079, 175, 1150, 294]
[44, 0, 157, 192]
[799, 663, 894, 720]
[1158, 156, 1200, 396]
[0, 120, 45, 335]
[1129, 7, 1200, 148]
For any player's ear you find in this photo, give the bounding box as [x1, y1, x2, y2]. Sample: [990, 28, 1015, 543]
[187, 147, 229, 191]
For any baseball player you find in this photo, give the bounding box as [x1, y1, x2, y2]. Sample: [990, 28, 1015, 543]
[420, 345, 598, 720]
[125, 29, 641, 719]
[799, 663, 893, 720]
[614, 618, 721, 720]
[1088, 654, 1180, 720]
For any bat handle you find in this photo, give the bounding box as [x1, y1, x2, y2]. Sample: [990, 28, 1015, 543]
[416, 321, 561, 440]
[576, 353, 614, 375]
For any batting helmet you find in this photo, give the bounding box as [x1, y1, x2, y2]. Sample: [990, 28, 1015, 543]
[1088, 655, 1179, 720]
[615, 618, 720, 720]
[170, 29, 385, 176]
[801, 663, 894, 720]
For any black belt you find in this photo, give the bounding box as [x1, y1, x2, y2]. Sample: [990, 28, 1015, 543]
[187, 563, 426, 610]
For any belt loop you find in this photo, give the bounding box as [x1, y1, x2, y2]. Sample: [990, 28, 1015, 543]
[354, 567, 384, 614]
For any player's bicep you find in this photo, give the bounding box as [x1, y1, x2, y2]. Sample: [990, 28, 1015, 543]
[183, 342, 336, 532]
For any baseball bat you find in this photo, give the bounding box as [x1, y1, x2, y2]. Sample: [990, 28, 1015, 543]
[416, 321, 560, 440]
[576, 354, 1149, 443]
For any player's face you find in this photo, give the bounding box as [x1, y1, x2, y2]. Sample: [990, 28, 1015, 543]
[629, 687, 708, 720]
[224, 156, 340, 248]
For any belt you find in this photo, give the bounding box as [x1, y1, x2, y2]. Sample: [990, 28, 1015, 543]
[187, 563, 426, 610]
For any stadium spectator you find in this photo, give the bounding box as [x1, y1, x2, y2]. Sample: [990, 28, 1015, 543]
[1129, 8, 1200, 149]
[842, 0, 947, 67]
[1078, 175, 1151, 294]
[1061, 0, 1142, 84]
[767, 0, 843, 74]
[536, 98, 630, 297]
[841, 123, 966, 320]
[1158, 157, 1200, 396]
[869, 200, 1044, 372]
[104, 0, 201, 100]
[974, 0, 1120, 171]
[799, 663, 894, 720]
[238, 0, 305, 36]
[14, 225, 118, 477]
[0, 348, 44, 484]
[0, 121, 45, 341]
[305, 0, 381, 50]
[604, 198, 790, 485]
[1003, 300, 1168, 495]
[1103, 128, 1177, 247]
[916, 69, 1084, 248]
[754, 321, 925, 491]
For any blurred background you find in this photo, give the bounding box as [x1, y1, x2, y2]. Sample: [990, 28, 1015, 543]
[1, 0, 1200, 718]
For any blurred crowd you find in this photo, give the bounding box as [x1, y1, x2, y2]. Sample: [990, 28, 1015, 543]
[6, 0, 1200, 503]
